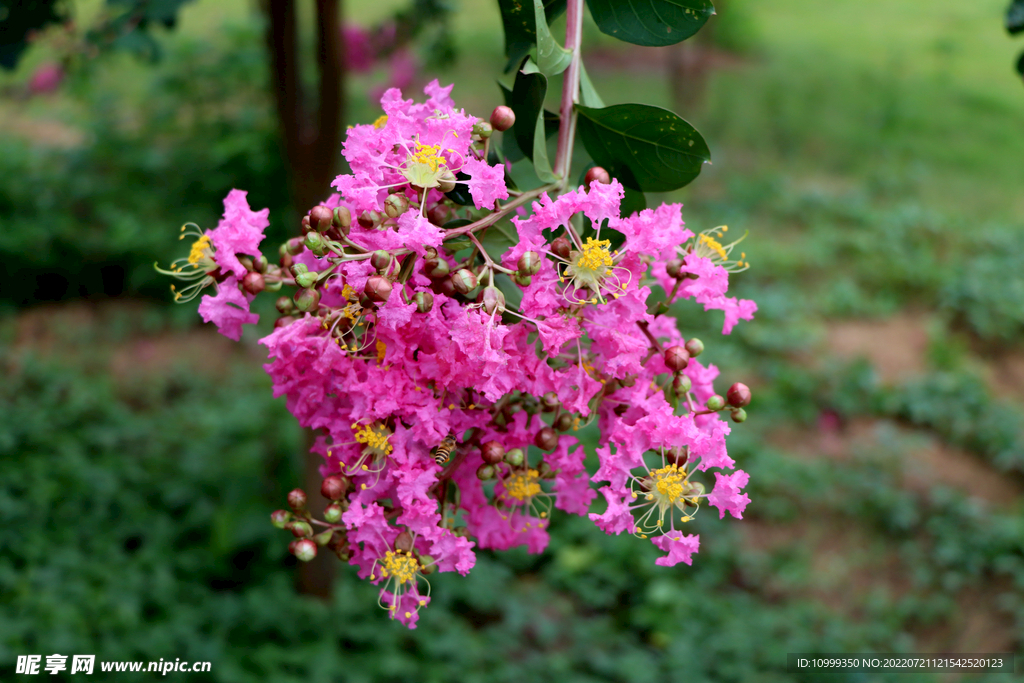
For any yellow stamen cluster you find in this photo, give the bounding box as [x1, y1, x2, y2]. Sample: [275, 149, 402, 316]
[187, 235, 213, 265]
[377, 549, 419, 585]
[352, 422, 394, 456]
[648, 463, 686, 505]
[689, 225, 750, 272]
[373, 115, 388, 129]
[504, 469, 542, 502]
[376, 340, 387, 364]
[577, 237, 614, 272]
[409, 141, 446, 173]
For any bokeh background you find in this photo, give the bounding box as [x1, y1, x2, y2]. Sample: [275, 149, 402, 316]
[3, 1, 1024, 681]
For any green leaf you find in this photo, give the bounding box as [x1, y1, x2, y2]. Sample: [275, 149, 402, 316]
[586, 0, 714, 47]
[1008, 0, 1024, 35]
[575, 103, 710, 192]
[497, 0, 567, 72]
[508, 62, 558, 183]
[533, 0, 571, 76]
[578, 62, 605, 108]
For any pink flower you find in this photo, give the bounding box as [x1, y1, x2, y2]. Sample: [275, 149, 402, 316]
[197, 276, 257, 341]
[651, 533, 700, 567]
[589, 487, 636, 535]
[28, 63, 63, 94]
[706, 470, 751, 519]
[207, 190, 269, 278]
[462, 157, 509, 209]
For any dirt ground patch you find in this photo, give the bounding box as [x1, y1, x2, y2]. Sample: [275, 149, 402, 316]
[825, 313, 931, 384]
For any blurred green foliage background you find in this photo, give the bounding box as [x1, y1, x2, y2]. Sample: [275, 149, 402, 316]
[1, 0, 1023, 681]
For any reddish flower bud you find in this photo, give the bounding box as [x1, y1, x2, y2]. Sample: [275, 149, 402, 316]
[254, 255, 269, 273]
[285, 236, 305, 256]
[726, 382, 752, 408]
[358, 211, 381, 229]
[534, 426, 558, 451]
[364, 275, 392, 302]
[585, 166, 612, 185]
[287, 488, 307, 512]
[384, 194, 410, 218]
[490, 105, 516, 132]
[666, 445, 689, 467]
[664, 345, 690, 372]
[274, 315, 296, 329]
[551, 236, 571, 260]
[293, 287, 320, 312]
[437, 170, 458, 194]
[437, 277, 457, 297]
[271, 509, 291, 529]
[480, 286, 506, 315]
[310, 205, 334, 233]
[554, 412, 573, 432]
[395, 530, 414, 553]
[481, 440, 505, 464]
[288, 520, 313, 538]
[242, 271, 265, 295]
[292, 538, 317, 562]
[370, 250, 392, 273]
[321, 475, 349, 501]
[666, 258, 684, 279]
[685, 338, 704, 358]
[300, 215, 313, 234]
[672, 373, 692, 394]
[451, 268, 478, 295]
[427, 204, 451, 226]
[477, 463, 496, 480]
[414, 290, 434, 313]
[542, 391, 560, 411]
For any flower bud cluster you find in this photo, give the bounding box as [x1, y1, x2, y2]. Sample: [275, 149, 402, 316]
[165, 82, 758, 628]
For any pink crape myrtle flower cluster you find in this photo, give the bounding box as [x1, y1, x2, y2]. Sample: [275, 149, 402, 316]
[161, 82, 757, 628]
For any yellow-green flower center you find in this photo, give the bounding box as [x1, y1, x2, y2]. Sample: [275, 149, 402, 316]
[379, 549, 419, 585]
[352, 422, 394, 457]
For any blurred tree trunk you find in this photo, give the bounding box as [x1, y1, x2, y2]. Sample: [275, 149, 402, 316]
[262, 0, 345, 599]
[667, 0, 722, 113]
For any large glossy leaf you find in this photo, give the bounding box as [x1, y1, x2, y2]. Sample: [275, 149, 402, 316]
[506, 63, 558, 183]
[497, 0, 567, 72]
[1008, 0, 1024, 34]
[532, 0, 571, 76]
[586, 0, 714, 47]
[576, 103, 710, 192]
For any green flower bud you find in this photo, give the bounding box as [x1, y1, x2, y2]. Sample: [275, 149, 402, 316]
[323, 503, 343, 524]
[477, 464, 496, 480]
[313, 529, 333, 546]
[504, 448, 525, 467]
[419, 555, 436, 574]
[333, 206, 352, 231]
[255, 255, 269, 273]
[237, 256, 255, 272]
[685, 338, 704, 358]
[294, 270, 318, 289]
[292, 538, 317, 562]
[473, 120, 493, 138]
[538, 461, 555, 478]
[437, 170, 458, 194]
[518, 251, 541, 276]
[294, 287, 321, 312]
[370, 250, 392, 273]
[385, 194, 410, 218]
[423, 258, 450, 279]
[304, 231, 325, 257]
[731, 408, 748, 423]
[271, 509, 291, 529]
[705, 395, 726, 411]
[358, 211, 380, 229]
[276, 296, 296, 315]
[672, 373, 692, 394]
[513, 271, 533, 287]
[452, 268, 478, 295]
[290, 263, 309, 276]
[414, 290, 434, 313]
[288, 520, 313, 538]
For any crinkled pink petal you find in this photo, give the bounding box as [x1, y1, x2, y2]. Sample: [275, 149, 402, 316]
[707, 469, 750, 519]
[462, 157, 509, 209]
[197, 276, 257, 341]
[589, 486, 636, 535]
[208, 189, 269, 278]
[651, 533, 700, 567]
